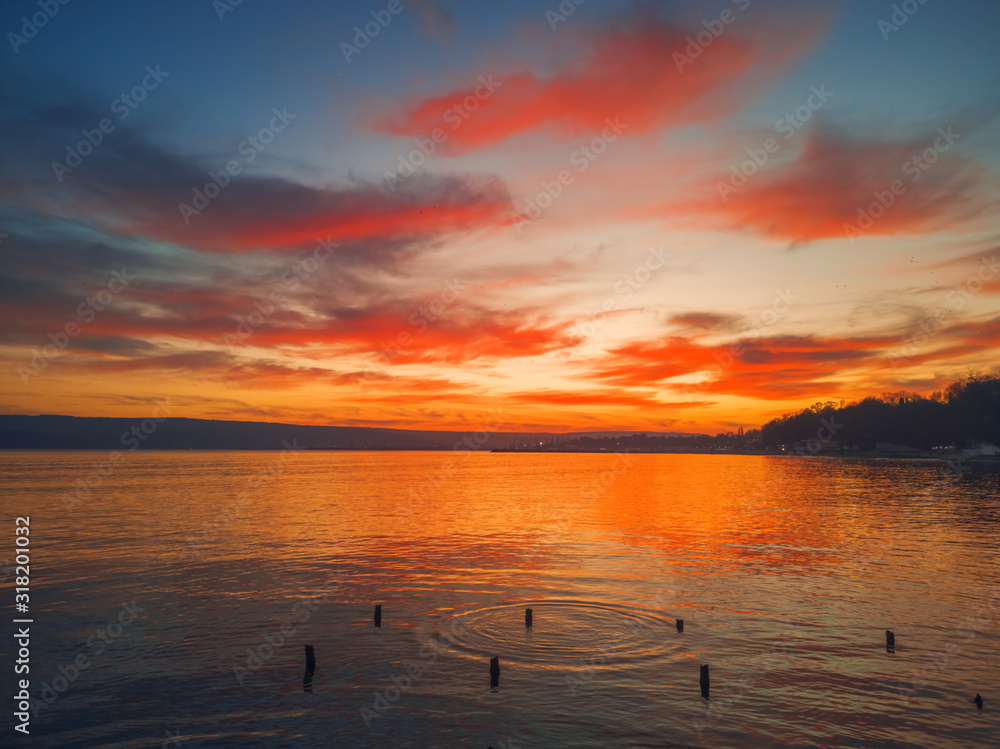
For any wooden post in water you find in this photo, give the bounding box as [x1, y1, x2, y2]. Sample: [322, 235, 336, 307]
[374, 604, 382, 627]
[885, 629, 895, 651]
[974, 693, 983, 709]
[525, 608, 533, 627]
[700, 664, 710, 699]
[303, 644, 316, 692]
[490, 656, 500, 688]
[676, 619, 684, 633]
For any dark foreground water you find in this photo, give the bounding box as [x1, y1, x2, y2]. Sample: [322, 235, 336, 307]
[1, 451, 998, 748]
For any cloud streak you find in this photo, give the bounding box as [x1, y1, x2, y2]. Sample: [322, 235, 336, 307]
[663, 128, 987, 244]
[369, 4, 829, 155]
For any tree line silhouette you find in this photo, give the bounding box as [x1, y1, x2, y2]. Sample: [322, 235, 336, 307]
[759, 372, 1000, 451]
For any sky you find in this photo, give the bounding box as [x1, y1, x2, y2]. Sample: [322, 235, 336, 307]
[1, 0, 999, 434]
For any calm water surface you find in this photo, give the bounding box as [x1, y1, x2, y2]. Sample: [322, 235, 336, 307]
[1, 451, 998, 748]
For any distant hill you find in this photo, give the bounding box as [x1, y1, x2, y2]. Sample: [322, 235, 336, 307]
[0, 414, 699, 451]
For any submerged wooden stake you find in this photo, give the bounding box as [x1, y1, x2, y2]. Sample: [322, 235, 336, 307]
[676, 619, 684, 633]
[885, 629, 895, 651]
[525, 608, 533, 627]
[490, 656, 500, 688]
[374, 604, 382, 627]
[700, 664, 710, 699]
[974, 693, 983, 709]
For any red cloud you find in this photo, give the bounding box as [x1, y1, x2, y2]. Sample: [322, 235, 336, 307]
[215, 203, 505, 251]
[662, 130, 985, 244]
[369, 10, 826, 154]
[278, 305, 582, 365]
[588, 333, 897, 401]
[65, 299, 581, 368]
[588, 336, 709, 386]
[132, 176, 511, 252]
[588, 318, 1000, 404]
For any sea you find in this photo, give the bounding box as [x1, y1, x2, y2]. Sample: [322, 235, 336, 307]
[1, 450, 998, 748]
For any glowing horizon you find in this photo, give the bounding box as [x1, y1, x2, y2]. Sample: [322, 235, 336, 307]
[2, 0, 999, 434]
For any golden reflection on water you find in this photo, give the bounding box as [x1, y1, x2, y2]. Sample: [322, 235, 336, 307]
[2, 451, 998, 748]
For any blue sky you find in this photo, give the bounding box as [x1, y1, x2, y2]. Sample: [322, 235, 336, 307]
[2, 0, 999, 432]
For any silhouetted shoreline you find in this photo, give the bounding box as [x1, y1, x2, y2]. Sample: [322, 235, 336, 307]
[491, 447, 1000, 463]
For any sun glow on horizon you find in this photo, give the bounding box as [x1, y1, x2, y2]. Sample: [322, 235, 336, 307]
[1, 1, 999, 433]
